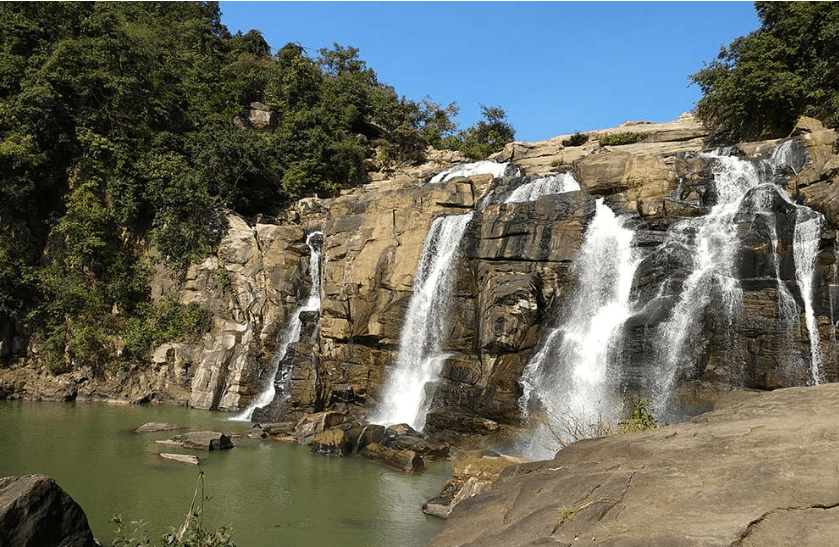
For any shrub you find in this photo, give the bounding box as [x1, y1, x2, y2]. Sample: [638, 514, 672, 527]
[618, 398, 659, 433]
[598, 132, 648, 146]
[562, 131, 589, 147]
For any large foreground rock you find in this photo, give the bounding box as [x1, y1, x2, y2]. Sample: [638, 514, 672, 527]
[431, 384, 839, 547]
[0, 474, 96, 547]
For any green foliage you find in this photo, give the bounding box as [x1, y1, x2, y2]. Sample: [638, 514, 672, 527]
[562, 131, 589, 147]
[691, 2, 839, 140]
[456, 104, 516, 160]
[619, 398, 659, 433]
[121, 296, 211, 360]
[598, 132, 648, 146]
[0, 3, 515, 372]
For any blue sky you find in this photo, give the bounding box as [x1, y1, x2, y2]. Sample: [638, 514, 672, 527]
[219, 2, 760, 143]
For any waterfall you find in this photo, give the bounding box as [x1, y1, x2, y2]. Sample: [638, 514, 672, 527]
[232, 231, 322, 421]
[652, 144, 824, 413]
[428, 160, 519, 184]
[372, 213, 474, 430]
[794, 209, 823, 384]
[520, 199, 638, 459]
[652, 154, 756, 412]
[504, 172, 580, 203]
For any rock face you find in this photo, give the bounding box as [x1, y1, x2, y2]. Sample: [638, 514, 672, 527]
[429, 383, 839, 547]
[2, 114, 838, 446]
[0, 474, 96, 547]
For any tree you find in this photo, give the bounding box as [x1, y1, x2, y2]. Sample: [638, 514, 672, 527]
[691, 2, 839, 141]
[458, 104, 516, 160]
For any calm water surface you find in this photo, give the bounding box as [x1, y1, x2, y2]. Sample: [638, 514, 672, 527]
[0, 400, 449, 546]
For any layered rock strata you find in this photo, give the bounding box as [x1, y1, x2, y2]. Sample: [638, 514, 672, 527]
[1, 115, 838, 445]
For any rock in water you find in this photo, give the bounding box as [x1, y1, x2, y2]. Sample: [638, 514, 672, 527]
[165, 431, 234, 450]
[359, 443, 424, 473]
[0, 474, 96, 547]
[134, 422, 184, 433]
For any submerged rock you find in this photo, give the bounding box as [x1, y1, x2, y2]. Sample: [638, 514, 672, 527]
[0, 474, 96, 547]
[134, 422, 184, 433]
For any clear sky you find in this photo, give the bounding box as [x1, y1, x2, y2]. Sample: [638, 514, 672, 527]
[219, 2, 760, 143]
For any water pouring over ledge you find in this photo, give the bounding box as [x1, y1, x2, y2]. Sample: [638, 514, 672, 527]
[371, 213, 474, 430]
[231, 231, 322, 422]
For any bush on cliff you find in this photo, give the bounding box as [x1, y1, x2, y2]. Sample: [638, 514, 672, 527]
[692, 2, 839, 140]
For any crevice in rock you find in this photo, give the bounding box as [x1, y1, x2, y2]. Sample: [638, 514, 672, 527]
[733, 501, 839, 546]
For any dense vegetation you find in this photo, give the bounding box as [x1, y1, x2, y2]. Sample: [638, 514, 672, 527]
[692, 1, 839, 141]
[0, 2, 514, 371]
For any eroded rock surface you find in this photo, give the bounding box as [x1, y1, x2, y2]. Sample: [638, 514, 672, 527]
[430, 384, 839, 547]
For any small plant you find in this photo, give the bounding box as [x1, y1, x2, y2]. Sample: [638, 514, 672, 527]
[112, 470, 236, 547]
[562, 131, 589, 147]
[550, 157, 565, 168]
[216, 269, 232, 294]
[618, 398, 659, 433]
[558, 506, 579, 523]
[598, 132, 648, 146]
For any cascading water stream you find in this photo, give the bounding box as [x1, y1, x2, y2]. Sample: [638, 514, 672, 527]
[652, 154, 756, 412]
[504, 172, 580, 203]
[652, 144, 824, 412]
[428, 160, 519, 184]
[371, 213, 474, 430]
[519, 199, 639, 459]
[232, 231, 322, 421]
[794, 210, 823, 384]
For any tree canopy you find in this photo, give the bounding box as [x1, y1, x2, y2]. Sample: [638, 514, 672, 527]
[0, 2, 515, 370]
[691, 1, 839, 141]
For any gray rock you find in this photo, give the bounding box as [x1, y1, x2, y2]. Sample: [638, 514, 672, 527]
[0, 474, 96, 547]
[430, 384, 839, 547]
[168, 431, 233, 451]
[134, 422, 184, 433]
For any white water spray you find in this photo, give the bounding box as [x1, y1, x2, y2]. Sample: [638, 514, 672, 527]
[232, 231, 322, 421]
[504, 172, 580, 203]
[520, 199, 638, 459]
[794, 210, 823, 384]
[372, 213, 473, 430]
[428, 160, 519, 184]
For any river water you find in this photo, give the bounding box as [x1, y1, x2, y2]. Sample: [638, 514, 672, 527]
[0, 400, 448, 546]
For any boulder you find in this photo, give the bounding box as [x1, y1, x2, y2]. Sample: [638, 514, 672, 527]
[311, 427, 354, 457]
[423, 453, 529, 518]
[0, 474, 96, 547]
[388, 435, 449, 460]
[165, 431, 233, 451]
[294, 411, 346, 446]
[359, 443, 424, 473]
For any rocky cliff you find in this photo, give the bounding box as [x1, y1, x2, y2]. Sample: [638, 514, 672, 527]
[2, 115, 838, 445]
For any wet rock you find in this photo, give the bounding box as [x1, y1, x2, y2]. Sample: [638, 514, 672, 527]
[424, 407, 500, 435]
[311, 427, 353, 457]
[0, 474, 96, 547]
[163, 431, 234, 451]
[388, 435, 450, 460]
[159, 453, 199, 465]
[359, 443, 424, 473]
[294, 411, 346, 446]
